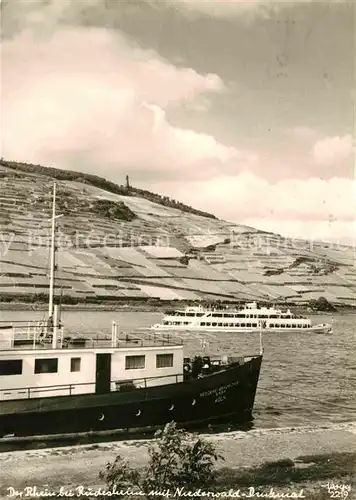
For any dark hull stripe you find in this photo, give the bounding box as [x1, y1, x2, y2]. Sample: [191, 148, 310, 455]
[0, 356, 262, 437]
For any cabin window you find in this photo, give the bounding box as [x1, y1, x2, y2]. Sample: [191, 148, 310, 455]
[156, 353, 174, 368]
[252, 323, 257, 327]
[70, 357, 81, 372]
[201, 322, 206, 326]
[218, 323, 223, 327]
[125, 355, 145, 370]
[0, 359, 23, 376]
[241, 323, 245, 327]
[212, 322, 217, 327]
[35, 358, 58, 374]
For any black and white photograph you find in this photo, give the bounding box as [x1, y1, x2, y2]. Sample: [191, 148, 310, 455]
[0, 0, 355, 498]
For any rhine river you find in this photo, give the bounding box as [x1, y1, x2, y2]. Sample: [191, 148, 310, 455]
[1, 310, 355, 430]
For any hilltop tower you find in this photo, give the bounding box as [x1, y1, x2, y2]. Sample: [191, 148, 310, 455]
[126, 175, 130, 189]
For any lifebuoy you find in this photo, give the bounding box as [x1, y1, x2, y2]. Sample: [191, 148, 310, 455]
[99, 413, 105, 421]
[169, 404, 174, 411]
[192, 399, 196, 406]
[136, 409, 141, 416]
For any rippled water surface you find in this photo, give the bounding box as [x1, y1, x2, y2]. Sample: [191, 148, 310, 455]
[1, 309, 355, 429]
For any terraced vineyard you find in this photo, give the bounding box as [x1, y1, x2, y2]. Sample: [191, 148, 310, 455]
[0, 161, 355, 306]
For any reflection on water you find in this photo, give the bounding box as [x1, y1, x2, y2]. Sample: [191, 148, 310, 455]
[1, 309, 355, 429]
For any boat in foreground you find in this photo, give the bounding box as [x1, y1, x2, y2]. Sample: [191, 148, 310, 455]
[0, 183, 263, 438]
[152, 302, 332, 334]
[0, 322, 262, 438]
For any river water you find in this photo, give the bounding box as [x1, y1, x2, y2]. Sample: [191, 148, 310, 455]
[1, 309, 355, 430]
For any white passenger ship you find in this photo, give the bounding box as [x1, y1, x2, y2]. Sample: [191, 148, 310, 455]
[152, 302, 332, 334]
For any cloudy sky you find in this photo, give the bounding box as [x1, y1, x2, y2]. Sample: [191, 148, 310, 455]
[1, 0, 355, 243]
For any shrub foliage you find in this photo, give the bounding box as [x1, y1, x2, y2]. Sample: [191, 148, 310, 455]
[99, 422, 222, 498]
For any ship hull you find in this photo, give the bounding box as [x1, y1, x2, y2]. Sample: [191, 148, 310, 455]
[0, 356, 262, 438]
[152, 324, 332, 334]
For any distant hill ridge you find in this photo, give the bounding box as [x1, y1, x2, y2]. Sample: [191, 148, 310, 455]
[0, 159, 355, 307]
[0, 159, 217, 220]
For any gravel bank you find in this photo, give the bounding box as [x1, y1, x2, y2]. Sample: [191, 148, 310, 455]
[1, 422, 355, 498]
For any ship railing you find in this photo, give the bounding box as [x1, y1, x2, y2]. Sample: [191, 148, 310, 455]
[1, 326, 181, 351]
[0, 320, 55, 347]
[0, 372, 184, 401]
[0, 320, 49, 333]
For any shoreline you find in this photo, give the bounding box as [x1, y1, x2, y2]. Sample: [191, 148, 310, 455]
[1, 422, 355, 499]
[0, 301, 354, 314]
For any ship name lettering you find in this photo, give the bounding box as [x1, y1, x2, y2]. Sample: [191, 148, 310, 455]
[200, 381, 239, 398]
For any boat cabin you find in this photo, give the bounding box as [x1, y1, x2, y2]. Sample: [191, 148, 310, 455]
[0, 321, 184, 401]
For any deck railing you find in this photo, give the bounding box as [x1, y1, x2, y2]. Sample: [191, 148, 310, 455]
[0, 372, 184, 401]
[0, 321, 182, 350]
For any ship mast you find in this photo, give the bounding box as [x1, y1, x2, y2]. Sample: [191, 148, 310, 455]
[48, 182, 57, 318]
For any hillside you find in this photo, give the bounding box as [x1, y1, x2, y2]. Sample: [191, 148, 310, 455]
[0, 161, 355, 307]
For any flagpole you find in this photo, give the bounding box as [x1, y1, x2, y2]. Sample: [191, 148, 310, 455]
[48, 182, 56, 318]
[259, 321, 264, 355]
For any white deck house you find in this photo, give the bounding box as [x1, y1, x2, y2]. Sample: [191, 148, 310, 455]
[0, 321, 184, 401]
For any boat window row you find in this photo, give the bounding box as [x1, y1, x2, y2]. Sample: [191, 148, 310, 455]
[125, 353, 174, 370]
[167, 312, 295, 319]
[210, 313, 293, 319]
[0, 357, 82, 376]
[163, 321, 190, 326]
[199, 322, 309, 329]
[0, 353, 175, 376]
[162, 320, 310, 328]
[270, 324, 309, 328]
[200, 322, 259, 328]
[168, 312, 205, 317]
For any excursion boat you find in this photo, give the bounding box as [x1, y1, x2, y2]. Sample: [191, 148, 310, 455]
[0, 184, 263, 438]
[152, 303, 332, 334]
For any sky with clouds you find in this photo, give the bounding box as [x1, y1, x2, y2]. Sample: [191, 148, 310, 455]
[1, 0, 355, 244]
